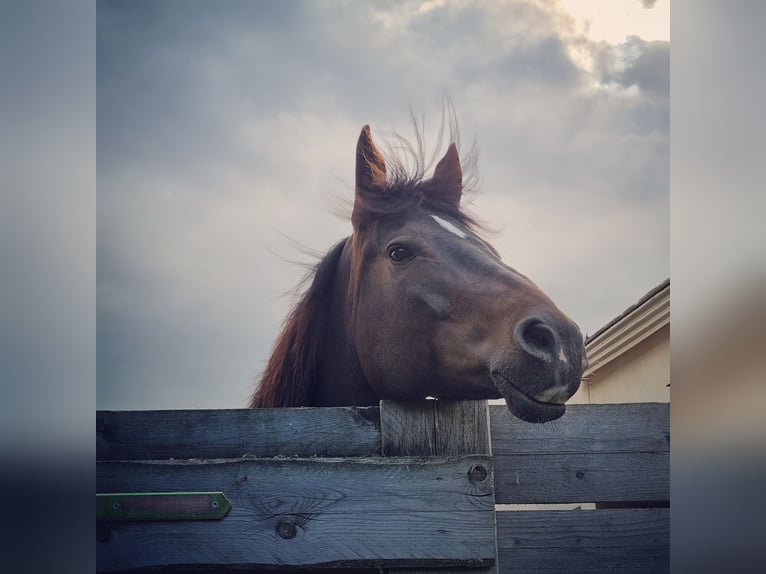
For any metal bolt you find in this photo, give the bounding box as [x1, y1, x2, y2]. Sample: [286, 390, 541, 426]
[111, 501, 121, 511]
[575, 470, 585, 480]
[211, 499, 219, 509]
[468, 464, 488, 483]
[276, 520, 297, 539]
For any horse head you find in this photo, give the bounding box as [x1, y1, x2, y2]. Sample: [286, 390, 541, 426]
[251, 123, 585, 423]
[346, 126, 585, 422]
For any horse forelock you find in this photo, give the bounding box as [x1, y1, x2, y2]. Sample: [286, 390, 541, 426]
[353, 155, 482, 235]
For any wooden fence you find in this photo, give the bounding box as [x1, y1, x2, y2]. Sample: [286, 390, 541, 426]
[96, 400, 669, 572]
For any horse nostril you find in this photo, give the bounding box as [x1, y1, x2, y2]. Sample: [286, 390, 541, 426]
[516, 318, 558, 363]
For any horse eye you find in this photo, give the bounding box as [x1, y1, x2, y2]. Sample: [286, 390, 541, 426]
[388, 245, 415, 263]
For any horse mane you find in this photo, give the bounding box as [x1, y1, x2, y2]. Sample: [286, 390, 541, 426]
[249, 239, 347, 407]
[353, 170, 482, 232]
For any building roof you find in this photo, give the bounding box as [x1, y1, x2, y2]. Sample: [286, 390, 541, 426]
[584, 278, 670, 377]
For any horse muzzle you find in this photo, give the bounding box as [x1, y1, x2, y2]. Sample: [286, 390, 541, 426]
[491, 311, 586, 423]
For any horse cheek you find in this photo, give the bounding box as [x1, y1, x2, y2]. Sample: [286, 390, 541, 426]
[353, 294, 433, 400]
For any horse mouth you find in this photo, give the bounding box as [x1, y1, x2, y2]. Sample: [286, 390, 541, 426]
[491, 372, 566, 423]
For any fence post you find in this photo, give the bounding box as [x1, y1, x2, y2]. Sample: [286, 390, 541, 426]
[380, 399, 498, 573]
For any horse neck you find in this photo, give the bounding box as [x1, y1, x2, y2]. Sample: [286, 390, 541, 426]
[249, 238, 377, 408]
[312, 239, 379, 407]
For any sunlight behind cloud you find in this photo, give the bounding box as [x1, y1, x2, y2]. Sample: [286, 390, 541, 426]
[419, 0, 447, 13]
[560, 0, 669, 44]
[553, 0, 669, 90]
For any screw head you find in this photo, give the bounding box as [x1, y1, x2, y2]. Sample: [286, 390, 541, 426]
[468, 464, 488, 483]
[276, 521, 297, 539]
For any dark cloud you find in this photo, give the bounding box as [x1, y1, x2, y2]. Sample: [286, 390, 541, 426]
[617, 38, 669, 95]
[593, 36, 669, 97]
[483, 35, 580, 86]
[405, 1, 582, 89]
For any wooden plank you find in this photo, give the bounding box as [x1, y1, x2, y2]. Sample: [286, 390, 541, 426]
[496, 508, 669, 573]
[489, 403, 670, 456]
[498, 546, 669, 573]
[497, 508, 669, 549]
[494, 452, 669, 504]
[490, 403, 669, 505]
[97, 406, 381, 460]
[380, 399, 497, 574]
[97, 455, 495, 571]
[381, 399, 490, 456]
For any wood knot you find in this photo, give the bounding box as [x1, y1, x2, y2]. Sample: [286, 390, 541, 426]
[468, 464, 488, 483]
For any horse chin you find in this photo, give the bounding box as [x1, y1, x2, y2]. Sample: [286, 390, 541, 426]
[491, 372, 566, 423]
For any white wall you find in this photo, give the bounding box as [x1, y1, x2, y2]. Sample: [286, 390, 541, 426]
[570, 325, 670, 404]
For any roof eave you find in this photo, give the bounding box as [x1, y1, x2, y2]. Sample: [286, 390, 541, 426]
[584, 280, 670, 378]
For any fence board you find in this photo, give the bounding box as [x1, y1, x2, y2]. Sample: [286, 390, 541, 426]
[97, 456, 495, 571]
[97, 406, 381, 460]
[490, 403, 669, 505]
[381, 399, 491, 456]
[489, 403, 670, 456]
[498, 546, 669, 573]
[496, 508, 669, 573]
[381, 400, 497, 574]
[494, 452, 668, 504]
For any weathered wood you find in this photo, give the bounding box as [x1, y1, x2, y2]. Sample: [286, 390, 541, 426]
[95, 401, 669, 572]
[496, 508, 669, 573]
[494, 452, 669, 504]
[97, 406, 381, 460]
[489, 403, 670, 456]
[490, 403, 669, 505]
[97, 455, 495, 571]
[498, 546, 669, 573]
[381, 399, 496, 574]
[497, 508, 669, 549]
[381, 399, 490, 456]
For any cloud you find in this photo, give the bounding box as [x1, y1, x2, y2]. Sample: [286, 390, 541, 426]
[591, 36, 669, 97]
[617, 38, 670, 95]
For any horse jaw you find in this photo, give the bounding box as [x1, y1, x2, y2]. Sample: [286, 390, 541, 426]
[491, 369, 568, 423]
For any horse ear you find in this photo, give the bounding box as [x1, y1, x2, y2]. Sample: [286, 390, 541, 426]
[355, 125, 386, 191]
[353, 125, 387, 229]
[431, 143, 462, 207]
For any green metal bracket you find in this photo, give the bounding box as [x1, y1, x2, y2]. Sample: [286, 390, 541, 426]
[96, 492, 231, 522]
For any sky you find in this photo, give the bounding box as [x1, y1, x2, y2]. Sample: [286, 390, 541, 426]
[97, 0, 669, 410]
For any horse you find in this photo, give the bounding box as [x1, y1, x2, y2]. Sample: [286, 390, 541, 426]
[249, 123, 585, 423]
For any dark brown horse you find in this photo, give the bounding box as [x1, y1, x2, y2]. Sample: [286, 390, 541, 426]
[250, 124, 585, 422]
